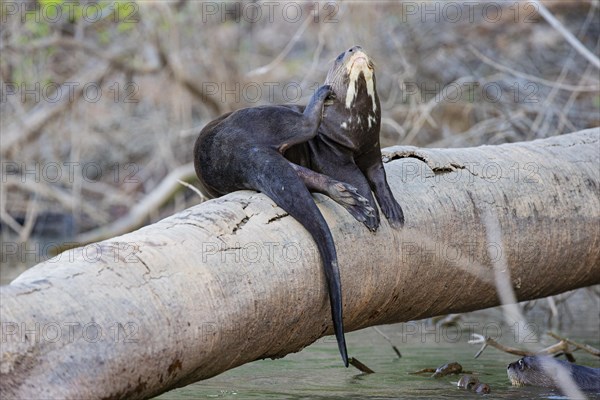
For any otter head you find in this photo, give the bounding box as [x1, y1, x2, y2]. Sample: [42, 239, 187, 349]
[507, 356, 565, 388]
[325, 46, 379, 120]
[507, 357, 536, 387]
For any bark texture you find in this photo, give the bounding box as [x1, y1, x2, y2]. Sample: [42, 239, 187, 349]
[1, 129, 599, 399]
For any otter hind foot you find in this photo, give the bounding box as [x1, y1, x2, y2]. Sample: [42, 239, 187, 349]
[291, 163, 379, 230]
[329, 182, 377, 229]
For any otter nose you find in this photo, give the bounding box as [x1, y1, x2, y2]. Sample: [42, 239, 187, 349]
[348, 45, 362, 53]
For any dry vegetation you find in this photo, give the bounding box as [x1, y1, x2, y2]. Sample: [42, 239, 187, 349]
[1, 0, 599, 281]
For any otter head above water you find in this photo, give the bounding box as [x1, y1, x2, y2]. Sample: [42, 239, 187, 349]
[323, 45, 380, 133]
[507, 356, 600, 391]
[507, 356, 557, 388]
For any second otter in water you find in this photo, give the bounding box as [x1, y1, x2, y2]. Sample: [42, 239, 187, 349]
[194, 46, 404, 367]
[507, 356, 600, 391]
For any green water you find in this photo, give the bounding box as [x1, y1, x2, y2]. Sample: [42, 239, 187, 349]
[156, 299, 600, 400]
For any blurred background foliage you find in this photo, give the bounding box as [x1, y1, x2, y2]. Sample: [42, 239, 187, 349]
[1, 0, 599, 281]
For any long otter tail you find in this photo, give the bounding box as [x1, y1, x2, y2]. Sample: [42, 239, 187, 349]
[251, 157, 349, 367]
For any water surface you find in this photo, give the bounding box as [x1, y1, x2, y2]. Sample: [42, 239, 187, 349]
[157, 300, 600, 400]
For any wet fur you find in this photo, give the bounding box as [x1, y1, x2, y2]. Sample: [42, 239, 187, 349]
[507, 356, 600, 391]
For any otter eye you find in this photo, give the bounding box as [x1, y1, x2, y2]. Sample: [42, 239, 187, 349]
[336, 53, 344, 62]
[518, 359, 524, 369]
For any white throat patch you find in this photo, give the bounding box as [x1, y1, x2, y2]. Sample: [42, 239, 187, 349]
[344, 52, 376, 111]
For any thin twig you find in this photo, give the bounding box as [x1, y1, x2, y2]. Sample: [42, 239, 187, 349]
[539, 340, 570, 356]
[74, 163, 197, 246]
[2, 63, 110, 157]
[349, 357, 375, 374]
[177, 180, 207, 202]
[469, 334, 531, 358]
[19, 195, 38, 242]
[4, 178, 110, 224]
[372, 326, 402, 358]
[529, 0, 600, 69]
[547, 332, 600, 357]
[246, 10, 315, 77]
[469, 46, 600, 92]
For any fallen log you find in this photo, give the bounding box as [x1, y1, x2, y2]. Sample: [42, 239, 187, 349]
[1, 128, 599, 399]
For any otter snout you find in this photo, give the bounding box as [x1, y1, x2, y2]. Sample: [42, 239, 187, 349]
[346, 46, 372, 70]
[325, 45, 377, 110]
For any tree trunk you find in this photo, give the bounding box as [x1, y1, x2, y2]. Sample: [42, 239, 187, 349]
[1, 129, 599, 399]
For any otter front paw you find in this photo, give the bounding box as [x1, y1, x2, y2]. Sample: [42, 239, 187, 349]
[324, 91, 337, 106]
[381, 197, 404, 228]
[317, 84, 334, 101]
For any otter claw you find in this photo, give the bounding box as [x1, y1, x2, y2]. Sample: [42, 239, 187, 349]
[364, 214, 380, 231]
[330, 182, 376, 226]
[380, 197, 404, 228]
[320, 84, 336, 105]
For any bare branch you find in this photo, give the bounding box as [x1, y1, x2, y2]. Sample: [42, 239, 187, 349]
[530, 0, 600, 69]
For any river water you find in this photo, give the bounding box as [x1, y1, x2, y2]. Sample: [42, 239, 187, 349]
[157, 290, 600, 400]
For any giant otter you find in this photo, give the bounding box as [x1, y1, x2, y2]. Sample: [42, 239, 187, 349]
[507, 356, 600, 391]
[194, 46, 404, 367]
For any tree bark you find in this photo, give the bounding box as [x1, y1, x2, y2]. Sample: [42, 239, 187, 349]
[1, 129, 599, 399]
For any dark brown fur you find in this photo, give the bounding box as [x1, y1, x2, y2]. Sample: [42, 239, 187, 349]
[507, 356, 600, 391]
[193, 46, 403, 366]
